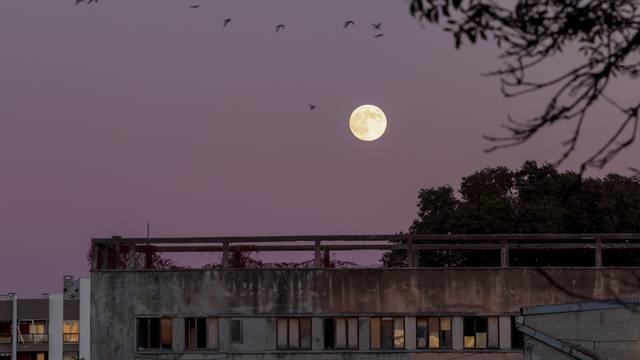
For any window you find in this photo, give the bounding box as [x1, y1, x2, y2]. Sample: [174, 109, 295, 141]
[185, 317, 218, 350]
[0, 321, 10, 344]
[18, 320, 47, 343]
[511, 317, 524, 349]
[276, 317, 312, 350]
[323, 317, 358, 349]
[63, 320, 79, 343]
[369, 317, 404, 350]
[137, 317, 172, 350]
[230, 319, 242, 344]
[16, 353, 46, 360]
[416, 316, 452, 349]
[63, 352, 79, 360]
[464, 317, 498, 349]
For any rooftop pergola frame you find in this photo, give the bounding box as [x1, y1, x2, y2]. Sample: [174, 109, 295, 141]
[90, 234, 640, 270]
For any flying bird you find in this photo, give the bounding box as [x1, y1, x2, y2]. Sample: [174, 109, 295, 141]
[371, 22, 382, 30]
[189, 4, 200, 8]
[344, 20, 355, 28]
[275, 24, 286, 33]
[75, 0, 84, 4]
[223, 18, 231, 27]
[308, 104, 317, 111]
[373, 33, 385, 38]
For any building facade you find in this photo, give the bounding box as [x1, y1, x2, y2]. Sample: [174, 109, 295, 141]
[518, 299, 640, 360]
[90, 234, 640, 360]
[0, 277, 90, 360]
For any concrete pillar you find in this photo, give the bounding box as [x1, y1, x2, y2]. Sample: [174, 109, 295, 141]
[172, 318, 184, 351]
[311, 317, 323, 350]
[264, 318, 277, 350]
[358, 317, 369, 351]
[48, 294, 63, 360]
[79, 278, 91, 360]
[452, 316, 464, 351]
[499, 316, 512, 349]
[11, 294, 17, 360]
[404, 316, 416, 350]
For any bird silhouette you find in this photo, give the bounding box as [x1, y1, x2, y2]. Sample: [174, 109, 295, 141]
[189, 4, 200, 8]
[371, 22, 382, 30]
[308, 104, 317, 111]
[223, 18, 231, 27]
[275, 24, 286, 33]
[344, 20, 355, 28]
[75, 0, 84, 4]
[373, 33, 385, 38]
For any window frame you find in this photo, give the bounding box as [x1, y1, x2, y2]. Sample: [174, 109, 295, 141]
[136, 317, 173, 351]
[184, 317, 212, 350]
[416, 316, 452, 349]
[463, 316, 499, 350]
[229, 318, 243, 345]
[275, 317, 312, 350]
[369, 316, 405, 350]
[323, 317, 359, 350]
[63, 320, 79, 343]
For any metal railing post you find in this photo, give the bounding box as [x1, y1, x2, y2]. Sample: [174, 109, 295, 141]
[314, 240, 322, 268]
[500, 239, 509, 268]
[222, 240, 230, 268]
[407, 239, 416, 267]
[595, 238, 602, 267]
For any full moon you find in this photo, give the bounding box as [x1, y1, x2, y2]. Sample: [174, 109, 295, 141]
[349, 104, 387, 141]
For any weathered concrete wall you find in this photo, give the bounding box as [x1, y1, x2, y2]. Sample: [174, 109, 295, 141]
[524, 307, 640, 360]
[91, 268, 640, 360]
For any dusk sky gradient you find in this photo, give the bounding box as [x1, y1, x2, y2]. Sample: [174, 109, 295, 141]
[1, 0, 638, 296]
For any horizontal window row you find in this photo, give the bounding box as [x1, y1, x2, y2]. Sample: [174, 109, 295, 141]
[0, 320, 79, 344]
[137, 315, 524, 352]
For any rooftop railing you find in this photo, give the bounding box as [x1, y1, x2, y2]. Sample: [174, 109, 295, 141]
[90, 234, 640, 270]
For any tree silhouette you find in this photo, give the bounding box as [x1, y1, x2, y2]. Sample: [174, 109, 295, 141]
[410, 0, 640, 173]
[382, 160, 640, 267]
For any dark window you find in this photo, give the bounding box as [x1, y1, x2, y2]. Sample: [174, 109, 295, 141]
[0, 321, 10, 338]
[323, 319, 335, 349]
[230, 319, 242, 344]
[17, 353, 47, 360]
[185, 318, 207, 350]
[511, 317, 524, 349]
[137, 317, 172, 350]
[464, 317, 498, 349]
[276, 317, 312, 350]
[370, 317, 404, 350]
[416, 316, 452, 349]
[323, 317, 358, 349]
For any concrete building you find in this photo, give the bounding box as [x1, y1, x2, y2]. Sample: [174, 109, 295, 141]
[517, 299, 640, 360]
[90, 234, 640, 360]
[1, 277, 90, 360]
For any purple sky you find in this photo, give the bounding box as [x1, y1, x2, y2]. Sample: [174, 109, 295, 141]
[1, 0, 638, 296]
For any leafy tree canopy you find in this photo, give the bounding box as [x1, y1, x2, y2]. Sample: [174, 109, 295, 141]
[382, 160, 640, 266]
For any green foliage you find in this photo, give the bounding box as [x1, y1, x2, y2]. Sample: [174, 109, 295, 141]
[382, 161, 640, 266]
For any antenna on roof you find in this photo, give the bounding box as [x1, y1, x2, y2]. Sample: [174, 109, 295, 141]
[147, 222, 150, 242]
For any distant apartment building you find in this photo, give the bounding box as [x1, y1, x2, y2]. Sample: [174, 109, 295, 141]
[90, 234, 640, 360]
[0, 277, 90, 360]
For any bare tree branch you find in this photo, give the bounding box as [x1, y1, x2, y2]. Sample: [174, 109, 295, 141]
[411, 0, 640, 173]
